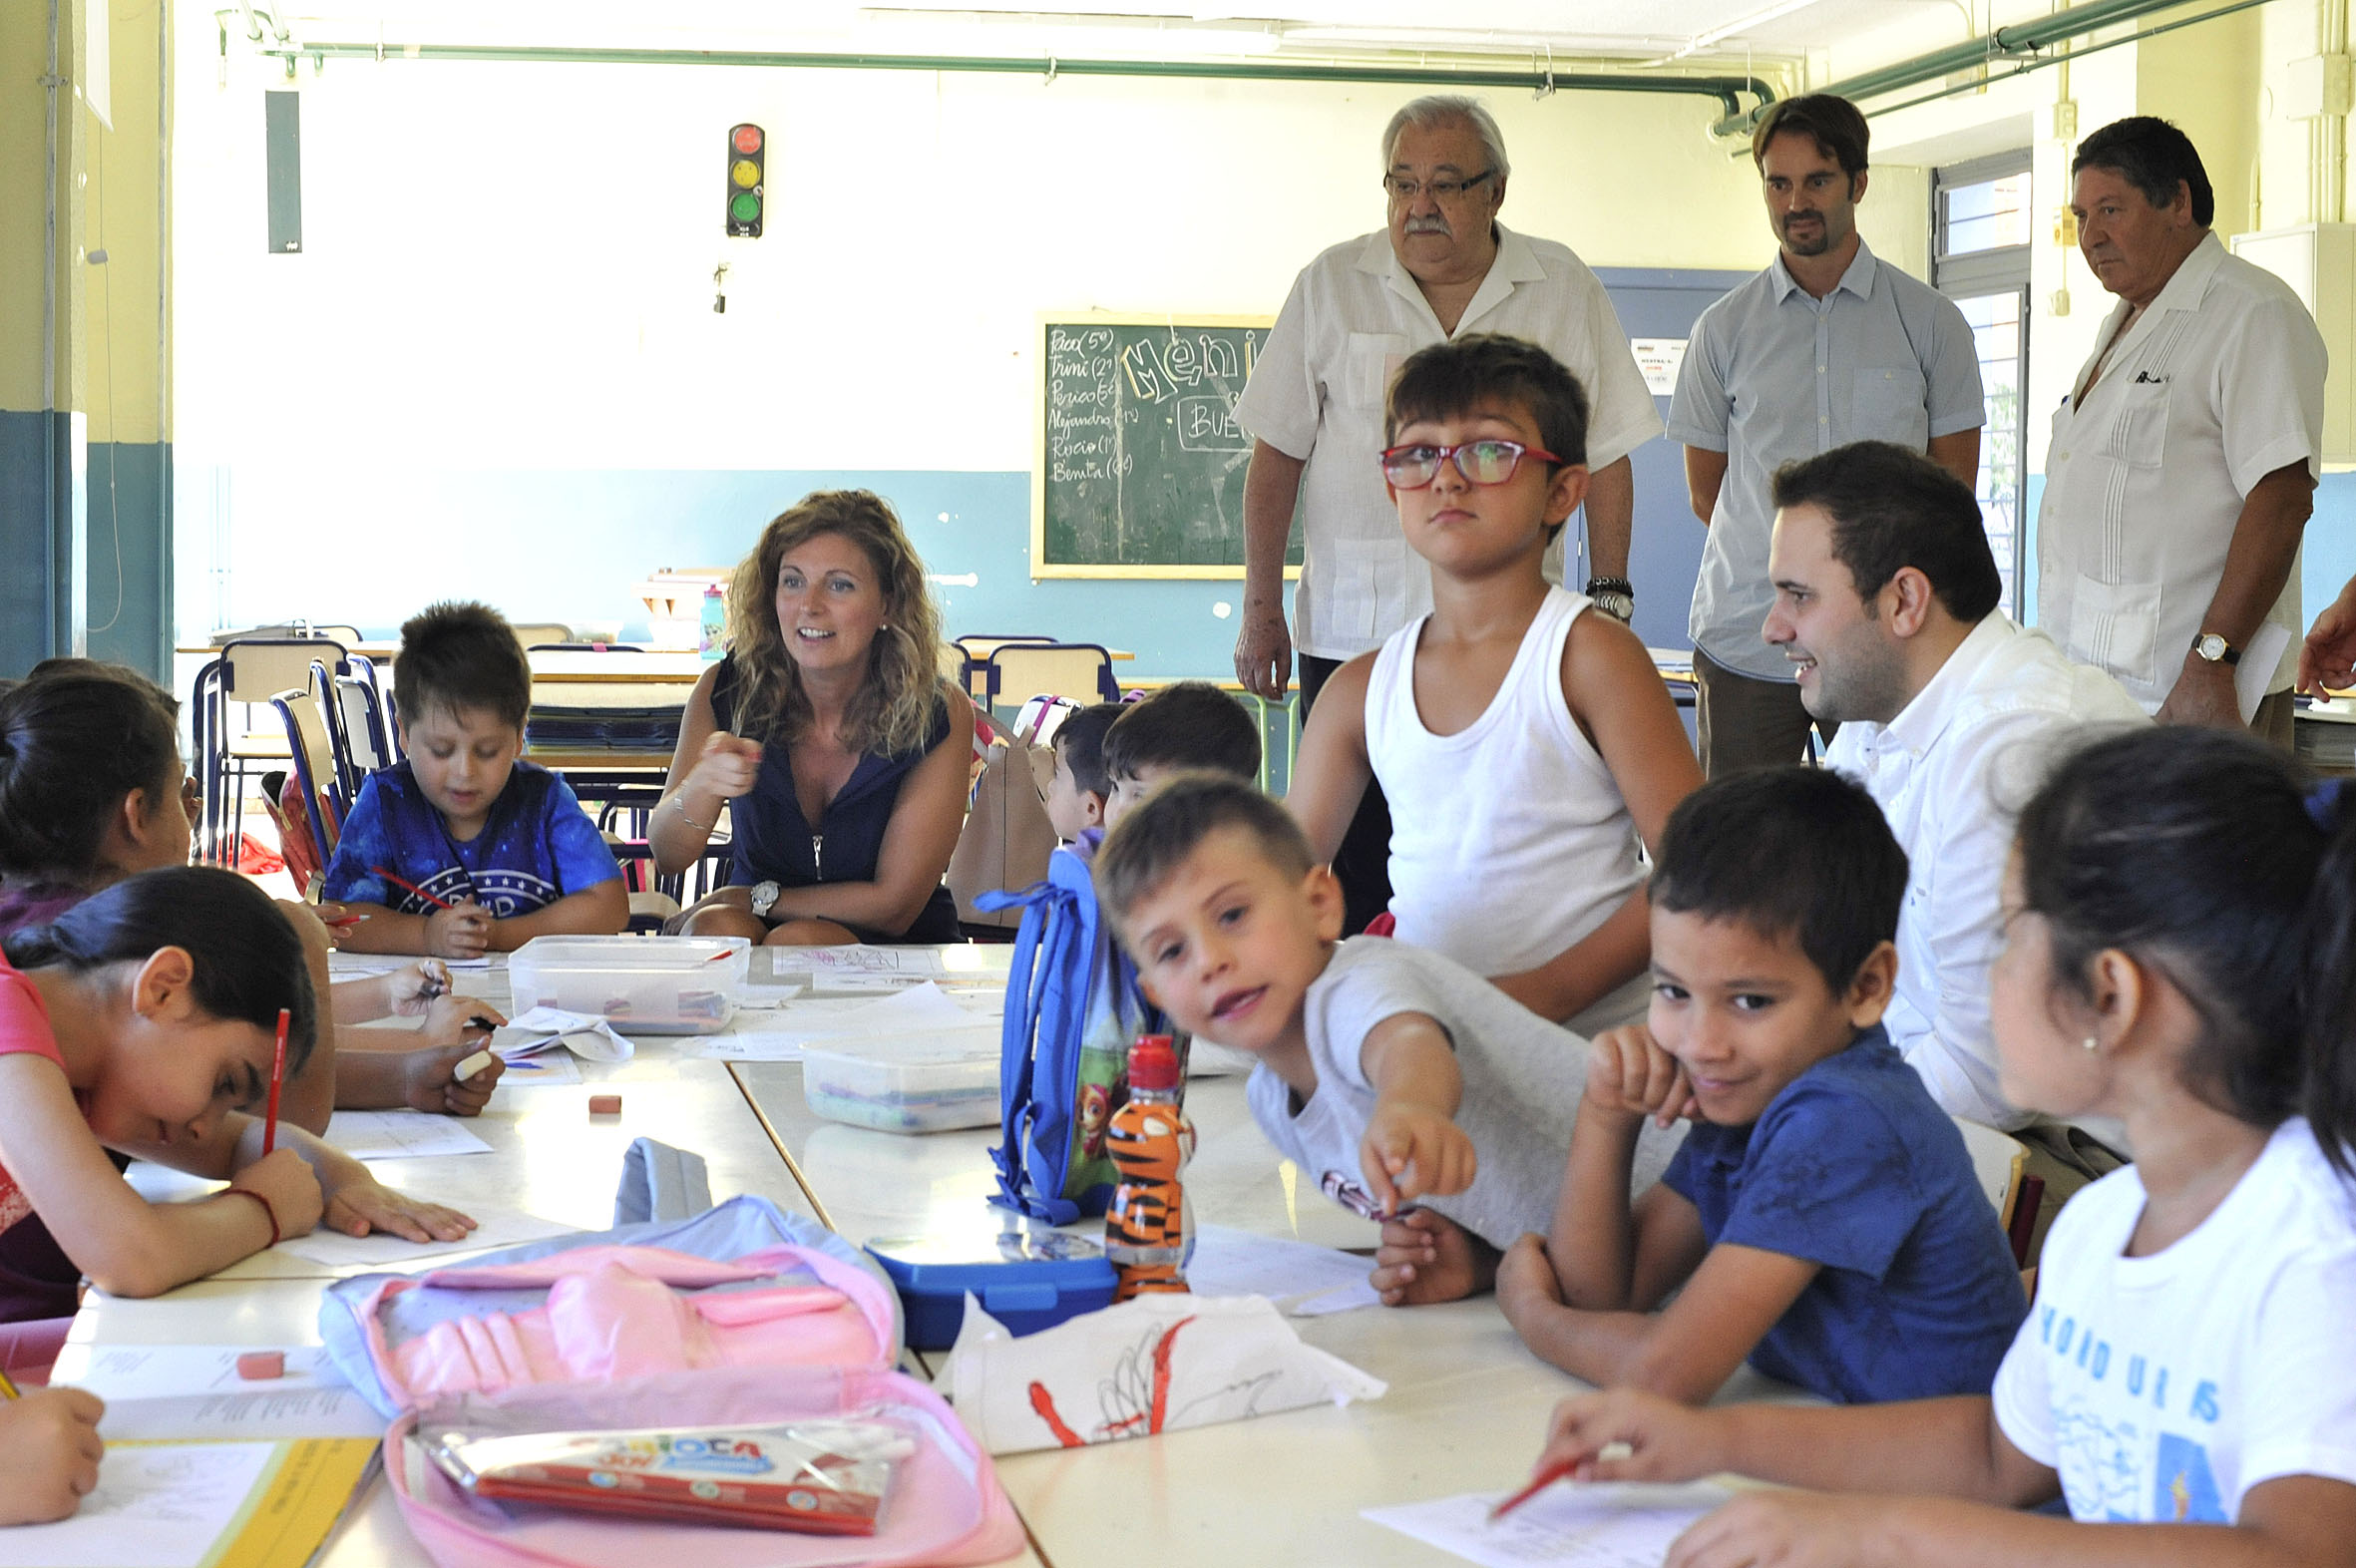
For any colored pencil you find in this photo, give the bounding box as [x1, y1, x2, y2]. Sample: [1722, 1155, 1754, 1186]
[0, 1368, 20, 1400]
[1488, 1461, 1574, 1524]
[262, 1007, 289, 1155]
[371, 866, 458, 910]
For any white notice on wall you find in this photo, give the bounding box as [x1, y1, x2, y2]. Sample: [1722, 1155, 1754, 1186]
[1629, 338, 1690, 398]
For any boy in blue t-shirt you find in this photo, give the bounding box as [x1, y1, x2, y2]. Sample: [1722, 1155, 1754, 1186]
[1493, 766, 2026, 1406]
[326, 601, 627, 958]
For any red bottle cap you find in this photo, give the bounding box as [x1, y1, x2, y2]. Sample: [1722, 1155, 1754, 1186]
[1127, 1034, 1180, 1090]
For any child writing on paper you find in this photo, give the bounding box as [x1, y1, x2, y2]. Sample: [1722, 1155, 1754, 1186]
[1287, 334, 1701, 1029]
[1525, 727, 2356, 1566]
[0, 662, 507, 1102]
[0, 867, 476, 1318]
[326, 602, 628, 957]
[0, 1385, 103, 1524]
[1493, 766, 2026, 1405]
[1095, 774, 1680, 1304]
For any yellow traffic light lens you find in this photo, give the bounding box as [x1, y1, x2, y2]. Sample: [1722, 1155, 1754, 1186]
[731, 159, 760, 190]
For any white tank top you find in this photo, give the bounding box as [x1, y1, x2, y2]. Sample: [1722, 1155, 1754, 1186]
[1366, 586, 1648, 1026]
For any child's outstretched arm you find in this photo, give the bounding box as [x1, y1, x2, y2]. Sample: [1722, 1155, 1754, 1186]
[1286, 654, 1377, 866]
[1355, 1010, 1475, 1215]
[0, 1387, 105, 1524]
[1491, 615, 1704, 1023]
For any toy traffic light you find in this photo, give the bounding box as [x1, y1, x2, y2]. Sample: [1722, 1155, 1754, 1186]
[726, 124, 764, 237]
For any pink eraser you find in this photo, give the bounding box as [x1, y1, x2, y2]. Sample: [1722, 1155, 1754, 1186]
[235, 1352, 285, 1380]
[588, 1094, 622, 1116]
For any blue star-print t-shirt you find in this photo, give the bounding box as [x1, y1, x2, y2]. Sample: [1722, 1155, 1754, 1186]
[1662, 1024, 2028, 1404]
[321, 759, 621, 915]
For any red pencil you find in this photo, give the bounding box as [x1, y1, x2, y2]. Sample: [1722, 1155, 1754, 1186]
[262, 1007, 289, 1155]
[1489, 1460, 1575, 1524]
[371, 865, 456, 910]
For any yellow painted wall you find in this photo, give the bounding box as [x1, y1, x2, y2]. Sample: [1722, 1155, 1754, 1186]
[84, 0, 170, 444]
[0, 0, 87, 416]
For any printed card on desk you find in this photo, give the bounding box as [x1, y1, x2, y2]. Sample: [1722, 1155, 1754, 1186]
[323, 1109, 494, 1160]
[1363, 1481, 1736, 1568]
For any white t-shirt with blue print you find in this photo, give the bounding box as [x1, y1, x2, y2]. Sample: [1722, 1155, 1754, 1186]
[1993, 1118, 2356, 1522]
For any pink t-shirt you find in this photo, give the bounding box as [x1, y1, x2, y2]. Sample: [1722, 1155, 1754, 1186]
[0, 957, 70, 1239]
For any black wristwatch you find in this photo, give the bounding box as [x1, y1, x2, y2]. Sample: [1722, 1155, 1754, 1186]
[1585, 577, 1635, 623]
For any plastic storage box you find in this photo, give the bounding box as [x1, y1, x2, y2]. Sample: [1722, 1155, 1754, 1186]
[802, 1034, 1001, 1133]
[508, 936, 747, 1034]
[865, 1233, 1118, 1349]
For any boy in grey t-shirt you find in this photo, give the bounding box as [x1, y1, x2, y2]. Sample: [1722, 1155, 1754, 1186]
[1095, 773, 1679, 1306]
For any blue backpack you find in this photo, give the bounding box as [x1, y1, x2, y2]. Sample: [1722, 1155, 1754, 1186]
[976, 845, 1162, 1224]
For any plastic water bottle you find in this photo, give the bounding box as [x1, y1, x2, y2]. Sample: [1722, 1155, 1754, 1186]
[1104, 1035, 1195, 1300]
[699, 584, 726, 661]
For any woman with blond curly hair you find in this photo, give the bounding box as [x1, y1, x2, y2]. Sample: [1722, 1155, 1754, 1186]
[653, 491, 972, 945]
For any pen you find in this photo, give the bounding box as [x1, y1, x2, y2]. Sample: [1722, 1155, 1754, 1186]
[0, 1368, 20, 1400]
[1489, 1460, 1574, 1524]
[371, 866, 464, 911]
[262, 1007, 289, 1155]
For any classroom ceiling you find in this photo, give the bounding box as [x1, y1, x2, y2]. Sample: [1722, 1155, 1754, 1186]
[255, 0, 1980, 71]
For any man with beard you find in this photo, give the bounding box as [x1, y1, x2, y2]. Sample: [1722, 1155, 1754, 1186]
[1763, 442, 2144, 1129]
[1670, 95, 1985, 777]
[1234, 95, 1657, 935]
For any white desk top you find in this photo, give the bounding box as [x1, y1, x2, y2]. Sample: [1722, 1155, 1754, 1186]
[66, 946, 1771, 1568]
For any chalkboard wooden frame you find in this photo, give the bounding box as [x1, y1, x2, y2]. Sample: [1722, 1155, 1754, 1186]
[1030, 312, 1304, 582]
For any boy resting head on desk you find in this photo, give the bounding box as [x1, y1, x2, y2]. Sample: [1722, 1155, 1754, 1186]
[325, 600, 628, 958]
[1493, 765, 2026, 1406]
[1096, 772, 1681, 1305]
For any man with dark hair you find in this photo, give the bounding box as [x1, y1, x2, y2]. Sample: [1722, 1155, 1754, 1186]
[2042, 116, 2324, 745]
[1763, 441, 2145, 1127]
[1670, 93, 1985, 778]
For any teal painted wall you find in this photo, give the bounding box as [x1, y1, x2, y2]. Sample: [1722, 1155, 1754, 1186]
[0, 409, 78, 679]
[179, 466, 1293, 677]
[85, 441, 172, 679]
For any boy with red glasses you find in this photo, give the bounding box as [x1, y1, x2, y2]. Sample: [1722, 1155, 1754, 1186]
[1289, 334, 1703, 1301]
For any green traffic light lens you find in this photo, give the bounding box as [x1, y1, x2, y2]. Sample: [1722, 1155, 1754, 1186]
[730, 192, 761, 222]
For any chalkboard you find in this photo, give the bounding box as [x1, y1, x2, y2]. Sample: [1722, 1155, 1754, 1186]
[1032, 315, 1306, 580]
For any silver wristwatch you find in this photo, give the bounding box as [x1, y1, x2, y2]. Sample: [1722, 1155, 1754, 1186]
[1585, 577, 1635, 623]
[748, 880, 781, 918]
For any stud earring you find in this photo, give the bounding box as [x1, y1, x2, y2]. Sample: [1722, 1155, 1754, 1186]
[2081, 1036, 2100, 1053]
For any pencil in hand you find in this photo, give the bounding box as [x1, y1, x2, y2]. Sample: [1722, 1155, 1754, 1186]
[262, 1007, 289, 1155]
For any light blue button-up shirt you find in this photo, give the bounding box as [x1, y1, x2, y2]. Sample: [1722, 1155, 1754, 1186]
[1670, 241, 1986, 681]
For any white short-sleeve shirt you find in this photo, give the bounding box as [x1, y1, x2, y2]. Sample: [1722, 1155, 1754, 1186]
[1233, 224, 1661, 662]
[2036, 232, 2327, 707]
[1992, 1119, 2356, 1522]
[1669, 243, 1986, 681]
[1823, 616, 2147, 1129]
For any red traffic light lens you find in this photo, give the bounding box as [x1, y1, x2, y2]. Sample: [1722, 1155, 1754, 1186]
[731, 124, 763, 155]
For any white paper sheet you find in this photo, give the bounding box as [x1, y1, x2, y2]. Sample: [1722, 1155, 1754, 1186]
[100, 1386, 387, 1441]
[55, 1344, 334, 1401]
[0, 1441, 275, 1568]
[486, 1005, 633, 1063]
[326, 955, 494, 978]
[798, 946, 950, 978]
[494, 1050, 583, 1086]
[676, 982, 1000, 1061]
[275, 1203, 576, 1267]
[1187, 1224, 1380, 1316]
[323, 1109, 494, 1160]
[1363, 1481, 1735, 1568]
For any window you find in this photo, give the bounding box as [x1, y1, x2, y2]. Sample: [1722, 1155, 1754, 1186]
[1933, 152, 2033, 618]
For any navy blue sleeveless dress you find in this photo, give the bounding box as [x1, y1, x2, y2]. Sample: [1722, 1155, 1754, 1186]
[709, 657, 961, 944]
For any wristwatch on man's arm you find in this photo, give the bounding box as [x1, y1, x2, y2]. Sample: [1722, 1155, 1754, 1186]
[1585, 577, 1635, 623]
[2191, 631, 2242, 666]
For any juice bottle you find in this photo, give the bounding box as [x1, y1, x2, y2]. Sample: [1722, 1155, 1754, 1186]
[1104, 1034, 1195, 1300]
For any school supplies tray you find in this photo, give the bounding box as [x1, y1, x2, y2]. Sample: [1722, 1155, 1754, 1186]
[510, 936, 749, 1034]
[421, 1415, 909, 1535]
[866, 1232, 1117, 1349]
[801, 1031, 1001, 1133]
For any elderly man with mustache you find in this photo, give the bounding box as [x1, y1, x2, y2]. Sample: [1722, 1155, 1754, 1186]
[1668, 93, 1985, 778]
[1234, 94, 1657, 935]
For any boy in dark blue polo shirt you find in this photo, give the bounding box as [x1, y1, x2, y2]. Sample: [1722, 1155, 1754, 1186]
[326, 601, 627, 958]
[1493, 766, 2025, 1405]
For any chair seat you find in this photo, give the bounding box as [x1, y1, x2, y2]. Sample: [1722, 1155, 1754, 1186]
[627, 890, 682, 921]
[227, 733, 295, 760]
